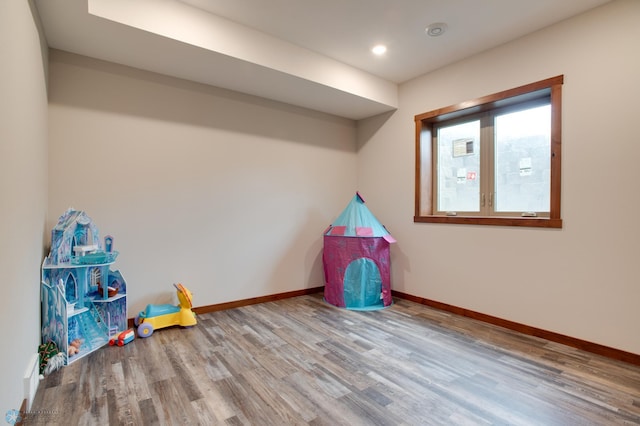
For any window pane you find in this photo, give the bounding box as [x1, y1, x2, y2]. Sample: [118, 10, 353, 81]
[494, 105, 551, 212]
[437, 120, 481, 212]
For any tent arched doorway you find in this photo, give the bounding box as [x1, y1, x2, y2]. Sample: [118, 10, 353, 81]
[343, 258, 383, 310]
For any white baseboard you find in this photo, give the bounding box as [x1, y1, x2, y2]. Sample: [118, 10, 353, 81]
[23, 353, 39, 411]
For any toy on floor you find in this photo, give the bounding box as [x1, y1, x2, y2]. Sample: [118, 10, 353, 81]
[109, 329, 135, 346]
[135, 283, 197, 338]
[68, 338, 83, 356]
[45, 353, 65, 376]
[38, 341, 65, 376]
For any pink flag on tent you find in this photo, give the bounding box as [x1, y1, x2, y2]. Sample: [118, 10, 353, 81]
[330, 226, 346, 236]
[383, 234, 397, 244]
[356, 227, 373, 237]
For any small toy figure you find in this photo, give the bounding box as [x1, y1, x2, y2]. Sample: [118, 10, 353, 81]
[38, 341, 63, 376]
[109, 329, 135, 346]
[135, 283, 197, 338]
[68, 338, 82, 356]
[44, 353, 65, 376]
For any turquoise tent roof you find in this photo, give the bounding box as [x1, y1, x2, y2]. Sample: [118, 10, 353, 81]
[324, 193, 395, 242]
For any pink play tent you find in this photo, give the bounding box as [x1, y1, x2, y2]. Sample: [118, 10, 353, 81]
[323, 193, 396, 310]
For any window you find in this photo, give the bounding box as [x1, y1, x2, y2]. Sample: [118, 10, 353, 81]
[415, 76, 563, 228]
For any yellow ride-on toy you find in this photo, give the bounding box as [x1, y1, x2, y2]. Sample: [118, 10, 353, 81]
[135, 283, 197, 337]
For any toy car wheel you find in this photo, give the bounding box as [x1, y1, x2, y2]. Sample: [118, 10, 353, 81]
[137, 322, 154, 338]
[134, 315, 141, 327]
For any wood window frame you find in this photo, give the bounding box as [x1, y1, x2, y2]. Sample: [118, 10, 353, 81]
[414, 75, 563, 228]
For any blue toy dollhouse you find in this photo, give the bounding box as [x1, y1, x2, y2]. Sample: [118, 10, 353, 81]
[41, 209, 127, 365]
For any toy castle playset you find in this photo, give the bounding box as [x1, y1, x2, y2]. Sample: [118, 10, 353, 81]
[41, 209, 127, 366]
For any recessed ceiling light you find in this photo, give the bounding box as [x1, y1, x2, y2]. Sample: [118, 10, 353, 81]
[425, 22, 448, 37]
[371, 44, 387, 56]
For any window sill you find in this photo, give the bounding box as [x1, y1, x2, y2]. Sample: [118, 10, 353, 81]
[414, 215, 562, 228]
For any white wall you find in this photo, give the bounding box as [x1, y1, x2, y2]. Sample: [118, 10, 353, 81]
[357, 0, 640, 355]
[47, 50, 358, 314]
[0, 0, 49, 415]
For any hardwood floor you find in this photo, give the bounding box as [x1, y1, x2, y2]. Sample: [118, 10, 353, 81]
[28, 294, 640, 425]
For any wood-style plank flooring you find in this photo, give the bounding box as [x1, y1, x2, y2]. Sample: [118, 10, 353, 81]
[27, 294, 640, 425]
